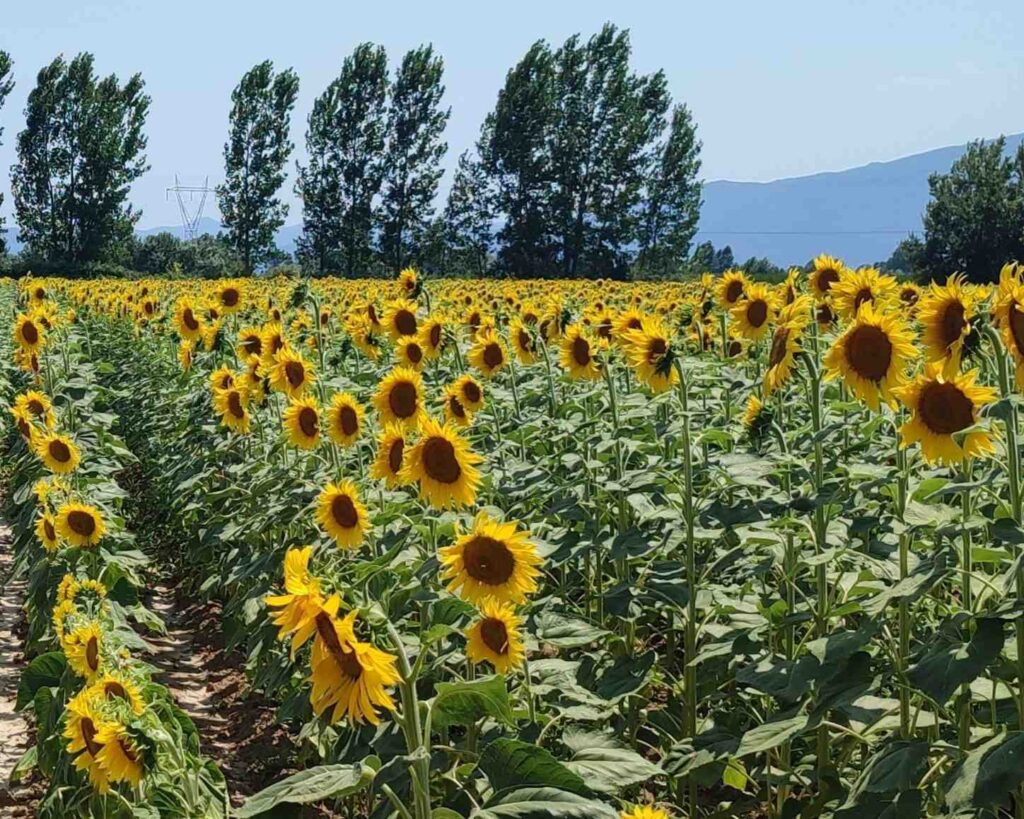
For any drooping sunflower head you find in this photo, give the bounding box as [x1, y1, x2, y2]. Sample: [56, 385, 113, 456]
[213, 384, 251, 434]
[419, 317, 445, 359]
[895, 362, 997, 465]
[438, 512, 542, 604]
[400, 417, 483, 509]
[210, 365, 236, 393]
[469, 328, 508, 378]
[992, 265, 1024, 387]
[454, 374, 484, 412]
[177, 340, 194, 371]
[55, 502, 106, 548]
[822, 303, 917, 411]
[716, 270, 748, 310]
[370, 424, 410, 487]
[282, 397, 321, 450]
[315, 480, 368, 550]
[36, 512, 61, 552]
[918, 274, 981, 374]
[385, 298, 420, 340]
[443, 385, 473, 427]
[742, 394, 774, 444]
[14, 390, 55, 428]
[559, 324, 603, 381]
[373, 367, 425, 429]
[237, 326, 264, 360]
[34, 433, 81, 475]
[91, 672, 146, 716]
[622, 317, 678, 393]
[64, 620, 105, 680]
[398, 266, 420, 298]
[764, 297, 813, 396]
[63, 688, 113, 792]
[830, 266, 899, 322]
[94, 720, 144, 787]
[260, 322, 288, 369]
[265, 547, 329, 653]
[730, 282, 779, 341]
[271, 348, 316, 398]
[509, 318, 538, 365]
[174, 298, 204, 342]
[465, 598, 525, 674]
[809, 254, 846, 301]
[326, 393, 364, 447]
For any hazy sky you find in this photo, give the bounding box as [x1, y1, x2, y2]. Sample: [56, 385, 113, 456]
[1, 0, 1021, 230]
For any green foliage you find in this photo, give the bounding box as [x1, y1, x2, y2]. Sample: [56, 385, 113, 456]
[0, 51, 13, 256]
[11, 53, 150, 268]
[217, 60, 299, 275]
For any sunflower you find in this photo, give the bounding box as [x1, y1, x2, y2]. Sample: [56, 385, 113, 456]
[270, 348, 315, 398]
[316, 480, 368, 550]
[899, 282, 921, 311]
[14, 313, 45, 353]
[716, 270, 748, 310]
[918, 274, 979, 375]
[730, 282, 779, 341]
[326, 393, 364, 447]
[308, 611, 400, 726]
[443, 385, 473, 427]
[620, 807, 671, 819]
[348, 317, 382, 361]
[36, 512, 61, 552]
[830, 266, 898, 321]
[815, 301, 838, 330]
[438, 513, 542, 604]
[374, 367, 426, 429]
[14, 390, 55, 427]
[398, 267, 420, 297]
[469, 328, 508, 378]
[237, 326, 264, 360]
[400, 418, 483, 509]
[217, 281, 243, 314]
[34, 433, 81, 475]
[419, 317, 445, 359]
[615, 308, 647, 344]
[370, 424, 410, 487]
[384, 299, 419, 340]
[780, 268, 802, 305]
[453, 374, 484, 413]
[213, 385, 251, 434]
[92, 672, 145, 716]
[763, 296, 813, 396]
[465, 599, 526, 674]
[64, 689, 112, 793]
[560, 324, 602, 381]
[742, 394, 773, 443]
[260, 322, 288, 369]
[823, 303, 917, 411]
[808, 254, 845, 301]
[94, 721, 144, 787]
[177, 340, 194, 371]
[896, 363, 996, 465]
[992, 264, 1024, 388]
[210, 365, 235, 392]
[266, 547, 330, 655]
[173, 298, 204, 342]
[622, 317, 678, 393]
[55, 502, 106, 548]
[64, 621, 104, 680]
[283, 397, 321, 449]
[396, 337, 426, 370]
[510, 318, 538, 365]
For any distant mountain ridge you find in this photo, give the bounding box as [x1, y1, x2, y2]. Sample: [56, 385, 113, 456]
[4, 133, 1022, 267]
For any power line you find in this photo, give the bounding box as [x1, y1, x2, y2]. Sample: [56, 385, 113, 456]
[698, 229, 918, 236]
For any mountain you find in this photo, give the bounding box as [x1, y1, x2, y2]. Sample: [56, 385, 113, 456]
[694, 133, 1024, 267]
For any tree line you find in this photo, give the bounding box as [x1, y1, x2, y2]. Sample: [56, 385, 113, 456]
[0, 25, 706, 280]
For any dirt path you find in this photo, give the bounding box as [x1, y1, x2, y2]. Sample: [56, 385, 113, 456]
[0, 529, 38, 816]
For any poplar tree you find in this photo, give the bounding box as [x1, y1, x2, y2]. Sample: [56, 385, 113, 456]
[0, 52, 13, 255]
[444, 149, 493, 276]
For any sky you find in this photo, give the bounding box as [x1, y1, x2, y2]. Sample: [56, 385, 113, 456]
[0, 0, 1022, 230]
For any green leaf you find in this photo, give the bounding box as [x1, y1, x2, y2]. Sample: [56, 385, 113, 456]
[431, 675, 514, 728]
[476, 787, 618, 818]
[944, 731, 1024, 814]
[16, 652, 65, 711]
[479, 739, 589, 795]
[235, 761, 375, 817]
[907, 618, 1004, 704]
[736, 715, 810, 758]
[594, 651, 655, 701]
[564, 746, 663, 794]
[845, 741, 929, 801]
[534, 612, 609, 648]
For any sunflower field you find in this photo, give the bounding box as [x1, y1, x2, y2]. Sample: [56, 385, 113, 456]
[2, 259, 1024, 819]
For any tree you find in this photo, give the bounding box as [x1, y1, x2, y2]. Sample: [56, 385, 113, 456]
[637, 104, 702, 277]
[881, 234, 925, 278]
[12, 53, 150, 268]
[444, 150, 493, 276]
[380, 45, 449, 274]
[479, 41, 557, 277]
[920, 137, 1024, 282]
[0, 52, 13, 255]
[296, 44, 388, 277]
[218, 61, 299, 276]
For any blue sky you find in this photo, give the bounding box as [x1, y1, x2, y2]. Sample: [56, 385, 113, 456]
[1, 0, 1021, 229]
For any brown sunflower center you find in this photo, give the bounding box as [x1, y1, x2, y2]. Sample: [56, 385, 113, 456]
[422, 436, 462, 484]
[1008, 301, 1024, 357]
[44, 519, 56, 541]
[571, 337, 591, 367]
[728, 340, 742, 358]
[462, 380, 481, 404]
[21, 321, 39, 344]
[49, 439, 72, 463]
[86, 635, 100, 672]
[817, 303, 836, 326]
[768, 328, 790, 369]
[725, 280, 744, 303]
[853, 287, 874, 312]
[338, 406, 358, 436]
[315, 613, 362, 679]
[939, 301, 966, 349]
[298, 407, 319, 438]
[388, 438, 405, 474]
[463, 536, 515, 586]
[480, 618, 510, 655]
[222, 288, 239, 307]
[28, 399, 45, 415]
[647, 337, 667, 365]
[844, 324, 892, 382]
[917, 381, 974, 435]
[449, 394, 466, 418]
[395, 310, 417, 336]
[331, 494, 359, 529]
[285, 361, 306, 389]
[388, 381, 418, 419]
[817, 269, 839, 293]
[105, 681, 128, 701]
[406, 343, 423, 364]
[483, 343, 504, 369]
[430, 323, 442, 348]
[228, 391, 245, 419]
[746, 300, 768, 328]
[242, 336, 262, 356]
[68, 510, 97, 537]
[597, 321, 613, 340]
[270, 335, 284, 354]
[182, 308, 199, 331]
[81, 717, 102, 757]
[901, 288, 919, 306]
